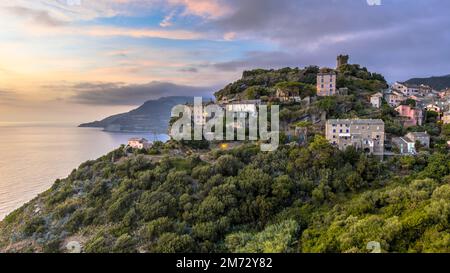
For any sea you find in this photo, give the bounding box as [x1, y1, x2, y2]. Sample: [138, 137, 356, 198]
[0, 122, 169, 220]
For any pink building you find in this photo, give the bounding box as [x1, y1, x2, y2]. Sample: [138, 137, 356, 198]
[316, 69, 337, 96]
[395, 105, 423, 127]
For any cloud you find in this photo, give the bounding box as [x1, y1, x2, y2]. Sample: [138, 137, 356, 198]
[65, 81, 212, 105]
[16, 23, 208, 40]
[206, 0, 450, 81]
[167, 0, 233, 19]
[160, 10, 176, 27]
[223, 32, 236, 41]
[0, 90, 19, 105]
[178, 67, 199, 73]
[212, 51, 299, 72]
[5, 6, 68, 27]
[105, 50, 131, 58]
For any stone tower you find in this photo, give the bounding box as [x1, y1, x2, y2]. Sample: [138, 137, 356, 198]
[337, 54, 349, 68]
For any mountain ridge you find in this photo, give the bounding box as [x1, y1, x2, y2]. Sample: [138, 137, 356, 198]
[79, 96, 195, 134]
[405, 74, 450, 90]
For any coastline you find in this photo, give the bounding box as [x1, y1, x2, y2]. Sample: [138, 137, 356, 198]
[0, 124, 169, 220]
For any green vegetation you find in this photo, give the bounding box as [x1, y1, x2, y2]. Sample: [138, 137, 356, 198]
[214, 66, 319, 100]
[0, 63, 449, 253]
[0, 136, 448, 253]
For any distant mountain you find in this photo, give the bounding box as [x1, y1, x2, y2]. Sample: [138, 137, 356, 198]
[79, 96, 195, 134]
[405, 74, 450, 90]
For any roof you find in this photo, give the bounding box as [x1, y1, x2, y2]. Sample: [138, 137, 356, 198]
[392, 137, 414, 144]
[395, 104, 421, 111]
[326, 119, 384, 125]
[387, 91, 405, 97]
[371, 92, 383, 97]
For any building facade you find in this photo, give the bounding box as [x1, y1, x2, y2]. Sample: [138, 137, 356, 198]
[370, 92, 383, 108]
[395, 105, 423, 127]
[392, 132, 430, 155]
[392, 137, 416, 155]
[392, 82, 432, 97]
[385, 91, 406, 107]
[325, 119, 385, 155]
[405, 132, 430, 148]
[128, 138, 151, 149]
[443, 112, 450, 124]
[317, 70, 337, 96]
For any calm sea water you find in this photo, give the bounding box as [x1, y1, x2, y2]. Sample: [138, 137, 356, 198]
[0, 123, 168, 220]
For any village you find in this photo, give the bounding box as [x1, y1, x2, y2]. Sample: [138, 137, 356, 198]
[127, 55, 450, 157]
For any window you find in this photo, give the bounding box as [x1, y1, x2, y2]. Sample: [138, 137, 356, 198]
[346, 129, 349, 133]
[333, 129, 336, 133]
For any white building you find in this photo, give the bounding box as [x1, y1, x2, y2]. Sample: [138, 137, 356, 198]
[392, 137, 416, 155]
[128, 138, 152, 149]
[370, 92, 383, 108]
[317, 69, 337, 96]
[226, 103, 258, 118]
[384, 91, 406, 107]
[392, 132, 430, 155]
[392, 82, 433, 97]
[406, 132, 430, 148]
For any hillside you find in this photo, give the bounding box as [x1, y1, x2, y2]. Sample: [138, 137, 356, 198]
[214, 64, 387, 101]
[1, 65, 449, 253]
[79, 96, 194, 134]
[405, 74, 450, 90]
[0, 138, 448, 253]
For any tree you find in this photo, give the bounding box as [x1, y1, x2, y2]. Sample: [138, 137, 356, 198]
[225, 220, 299, 253]
[272, 175, 294, 201]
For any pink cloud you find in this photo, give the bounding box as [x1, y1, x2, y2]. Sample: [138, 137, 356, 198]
[167, 0, 233, 19]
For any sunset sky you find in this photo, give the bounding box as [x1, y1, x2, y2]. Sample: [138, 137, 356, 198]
[1, 0, 449, 123]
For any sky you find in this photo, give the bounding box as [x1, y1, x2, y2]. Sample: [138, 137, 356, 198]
[1, 0, 450, 123]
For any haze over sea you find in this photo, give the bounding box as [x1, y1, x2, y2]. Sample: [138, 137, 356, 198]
[0, 122, 168, 220]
